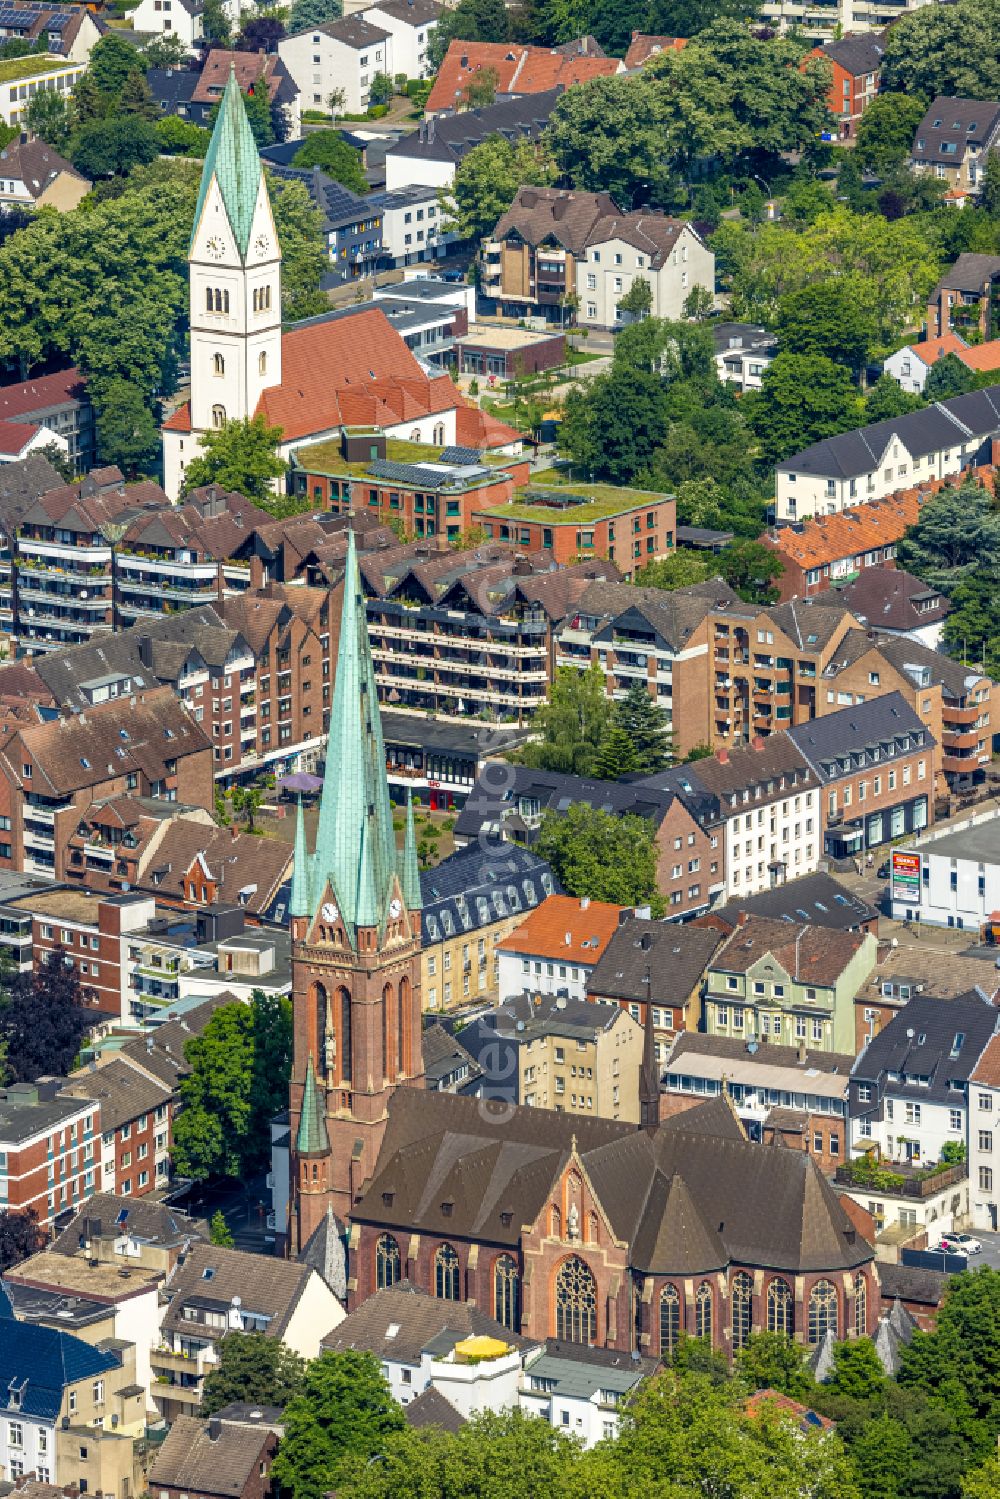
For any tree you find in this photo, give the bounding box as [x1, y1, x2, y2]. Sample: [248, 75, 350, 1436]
[0, 1207, 46, 1271]
[745, 352, 865, 465]
[560, 366, 670, 483]
[237, 15, 286, 51]
[289, 0, 343, 32]
[0, 948, 94, 1081]
[774, 279, 879, 371]
[718, 539, 784, 605]
[980, 149, 1000, 217]
[855, 93, 927, 176]
[463, 64, 499, 109]
[24, 88, 71, 152]
[202, 1332, 306, 1417]
[635, 551, 710, 591]
[442, 134, 555, 243]
[271, 1351, 405, 1499]
[368, 70, 395, 107]
[94, 378, 161, 476]
[119, 69, 159, 119]
[182, 415, 286, 501]
[520, 662, 611, 776]
[683, 284, 715, 320]
[35, 440, 75, 482]
[941, 570, 1000, 679]
[537, 803, 665, 914]
[171, 992, 293, 1180]
[231, 783, 264, 832]
[202, 0, 232, 45]
[896, 483, 1000, 589]
[72, 71, 106, 126]
[594, 724, 639, 779]
[291, 132, 368, 194]
[210, 1209, 235, 1247]
[156, 115, 211, 158]
[141, 32, 190, 68]
[924, 352, 977, 401]
[737, 1332, 816, 1399]
[546, 73, 675, 206]
[71, 116, 161, 180]
[270, 174, 329, 320]
[427, 0, 510, 71]
[865, 374, 923, 422]
[618, 277, 653, 320]
[881, 0, 1000, 100]
[828, 1338, 887, 1401]
[326, 85, 346, 119]
[88, 33, 143, 98]
[963, 1456, 1000, 1499]
[612, 681, 674, 774]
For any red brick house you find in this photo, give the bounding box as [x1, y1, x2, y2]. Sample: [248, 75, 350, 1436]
[810, 33, 884, 140]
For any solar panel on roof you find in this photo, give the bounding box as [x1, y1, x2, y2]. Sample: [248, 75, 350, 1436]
[439, 445, 481, 465]
[368, 458, 449, 487]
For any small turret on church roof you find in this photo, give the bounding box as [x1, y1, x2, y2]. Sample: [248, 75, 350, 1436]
[290, 795, 310, 918]
[311, 529, 398, 942]
[191, 64, 263, 260]
[399, 790, 422, 914]
[296, 1054, 330, 1157]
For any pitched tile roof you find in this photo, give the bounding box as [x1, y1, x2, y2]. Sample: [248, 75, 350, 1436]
[911, 96, 1000, 168]
[404, 1385, 466, 1432]
[970, 1031, 1000, 1087]
[161, 1243, 315, 1340]
[193, 48, 285, 104]
[322, 1282, 538, 1363]
[491, 185, 689, 268]
[59, 1058, 172, 1132]
[495, 893, 625, 961]
[0, 367, 86, 423]
[0, 134, 87, 198]
[707, 871, 876, 933]
[787, 690, 932, 775]
[426, 40, 618, 113]
[0, 420, 44, 456]
[710, 917, 870, 985]
[766, 489, 926, 573]
[819, 31, 885, 76]
[587, 920, 722, 1004]
[420, 842, 556, 946]
[956, 338, 1000, 372]
[137, 822, 292, 915]
[150, 1414, 277, 1496]
[50, 1194, 208, 1255]
[931, 252, 1000, 297]
[368, 0, 442, 23]
[0, 1318, 118, 1420]
[834, 565, 949, 632]
[624, 32, 686, 68]
[898, 332, 970, 368]
[388, 89, 561, 165]
[853, 991, 1000, 1099]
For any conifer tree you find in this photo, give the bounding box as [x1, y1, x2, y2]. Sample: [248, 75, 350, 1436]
[612, 682, 674, 775]
[595, 725, 638, 780]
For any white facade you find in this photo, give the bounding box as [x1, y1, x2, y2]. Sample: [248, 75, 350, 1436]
[969, 1069, 1000, 1232]
[384, 147, 453, 193]
[281, 1268, 346, 1354]
[497, 949, 594, 1004]
[576, 224, 713, 331]
[759, 0, 930, 44]
[889, 821, 1000, 929]
[883, 344, 943, 394]
[775, 426, 987, 523]
[278, 19, 392, 117]
[0, 1411, 56, 1484]
[363, 2, 437, 78]
[375, 189, 448, 262]
[130, 0, 203, 50]
[851, 1087, 969, 1171]
[0, 60, 83, 128]
[837, 1172, 970, 1240]
[721, 787, 821, 900]
[0, 425, 69, 463]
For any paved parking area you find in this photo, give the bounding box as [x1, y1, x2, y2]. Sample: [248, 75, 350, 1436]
[921, 1229, 1000, 1270]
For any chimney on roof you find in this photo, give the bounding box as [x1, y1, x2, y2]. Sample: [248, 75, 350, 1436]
[208, 1418, 222, 1442]
[580, 896, 590, 911]
[751, 735, 764, 751]
[736, 910, 749, 928]
[717, 747, 729, 763]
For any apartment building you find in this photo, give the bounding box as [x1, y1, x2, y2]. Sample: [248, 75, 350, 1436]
[788, 692, 934, 859]
[968, 1034, 1000, 1232]
[833, 566, 950, 648]
[426, 38, 618, 115]
[131, 0, 204, 48]
[361, 542, 607, 725]
[482, 186, 713, 329]
[10, 887, 152, 1020]
[50, 1193, 209, 1275]
[496, 894, 626, 1003]
[0, 1078, 98, 1226]
[910, 97, 1000, 199]
[853, 945, 1000, 1054]
[279, 14, 391, 116]
[0, 55, 84, 128]
[586, 921, 723, 1061]
[419, 841, 556, 1010]
[0, 687, 213, 879]
[926, 253, 1000, 340]
[384, 89, 562, 193]
[819, 628, 995, 793]
[0, 4, 104, 64]
[60, 1059, 174, 1201]
[760, 0, 924, 44]
[704, 917, 877, 1056]
[362, 0, 440, 77]
[810, 32, 883, 140]
[475, 485, 675, 576]
[774, 387, 1000, 521]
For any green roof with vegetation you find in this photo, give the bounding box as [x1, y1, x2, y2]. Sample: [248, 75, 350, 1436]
[0, 56, 75, 83]
[479, 483, 670, 524]
[292, 436, 514, 480]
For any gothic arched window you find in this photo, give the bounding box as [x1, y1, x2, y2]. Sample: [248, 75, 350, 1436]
[731, 1272, 753, 1352]
[808, 1280, 838, 1346]
[494, 1254, 519, 1330]
[313, 982, 327, 1066]
[211, 404, 226, 429]
[854, 1273, 867, 1338]
[659, 1283, 681, 1358]
[767, 1277, 793, 1337]
[213, 352, 225, 376]
[410, 427, 421, 441]
[695, 1281, 713, 1342]
[382, 983, 393, 1080]
[554, 1256, 596, 1344]
[398, 978, 409, 1074]
[433, 422, 445, 446]
[338, 986, 352, 1084]
[376, 1233, 400, 1289]
[259, 351, 268, 375]
[435, 1242, 459, 1300]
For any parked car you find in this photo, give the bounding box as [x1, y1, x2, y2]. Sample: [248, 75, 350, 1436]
[938, 1233, 983, 1255]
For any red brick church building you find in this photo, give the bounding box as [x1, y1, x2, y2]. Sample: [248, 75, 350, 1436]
[286, 532, 881, 1360]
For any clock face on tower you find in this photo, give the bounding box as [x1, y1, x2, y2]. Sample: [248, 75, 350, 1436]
[321, 901, 339, 922]
[205, 235, 225, 260]
[389, 898, 402, 919]
[254, 233, 271, 257]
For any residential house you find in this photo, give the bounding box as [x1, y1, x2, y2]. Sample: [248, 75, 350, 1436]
[190, 48, 300, 135]
[0, 368, 93, 474]
[0, 4, 103, 64]
[0, 1295, 143, 1490]
[853, 944, 1000, 1054]
[261, 168, 384, 282]
[910, 97, 1000, 199]
[482, 186, 713, 329]
[362, 0, 440, 79]
[134, 822, 292, 917]
[883, 333, 977, 393]
[763, 487, 928, 601]
[452, 765, 724, 920]
[0, 1079, 98, 1227]
[149, 1410, 283, 1499]
[278, 15, 392, 117]
[365, 183, 455, 268]
[662, 1032, 853, 1173]
[425, 39, 619, 116]
[773, 386, 1000, 521]
[832, 566, 950, 648]
[50, 1193, 209, 1275]
[0, 57, 84, 129]
[0, 686, 213, 879]
[0, 133, 89, 213]
[419, 842, 556, 1011]
[623, 33, 686, 68]
[495, 894, 626, 1003]
[713, 322, 777, 391]
[475, 485, 676, 575]
[0, 421, 70, 469]
[888, 820, 1000, 931]
[926, 253, 1000, 340]
[519, 1343, 658, 1447]
[787, 692, 935, 860]
[383, 89, 561, 192]
[4, 1249, 163, 1411]
[968, 1034, 1000, 1232]
[59, 1060, 174, 1202]
[153, 1242, 345, 1420]
[811, 32, 883, 139]
[130, 0, 204, 49]
[381, 711, 526, 811]
[697, 871, 878, 939]
[586, 921, 722, 1061]
[702, 916, 877, 1055]
[849, 991, 999, 1173]
[422, 1023, 481, 1093]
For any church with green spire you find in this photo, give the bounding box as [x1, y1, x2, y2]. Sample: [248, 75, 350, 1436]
[288, 529, 424, 1249]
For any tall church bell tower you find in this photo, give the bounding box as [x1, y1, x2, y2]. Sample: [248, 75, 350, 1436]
[288, 531, 424, 1248]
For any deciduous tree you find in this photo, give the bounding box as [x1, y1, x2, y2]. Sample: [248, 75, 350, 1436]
[635, 550, 710, 591]
[289, 0, 342, 31]
[181, 415, 286, 501]
[896, 484, 1000, 589]
[442, 134, 555, 242]
[854, 93, 928, 176]
[521, 662, 611, 776]
[718, 538, 784, 605]
[744, 352, 865, 465]
[560, 366, 670, 483]
[0, 1207, 46, 1271]
[272, 1352, 405, 1499]
[202, 1333, 306, 1416]
[94, 378, 161, 476]
[291, 131, 369, 193]
[0, 948, 94, 1081]
[880, 0, 1000, 101]
[536, 803, 666, 914]
[71, 116, 160, 180]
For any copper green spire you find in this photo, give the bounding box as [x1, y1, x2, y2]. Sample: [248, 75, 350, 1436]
[311, 529, 397, 943]
[400, 790, 422, 913]
[290, 795, 309, 918]
[296, 1055, 329, 1156]
[191, 64, 263, 259]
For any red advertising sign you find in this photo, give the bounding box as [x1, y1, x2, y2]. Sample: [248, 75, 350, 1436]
[891, 849, 921, 904]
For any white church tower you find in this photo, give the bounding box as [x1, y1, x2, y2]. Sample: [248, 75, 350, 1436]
[162, 67, 282, 501]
